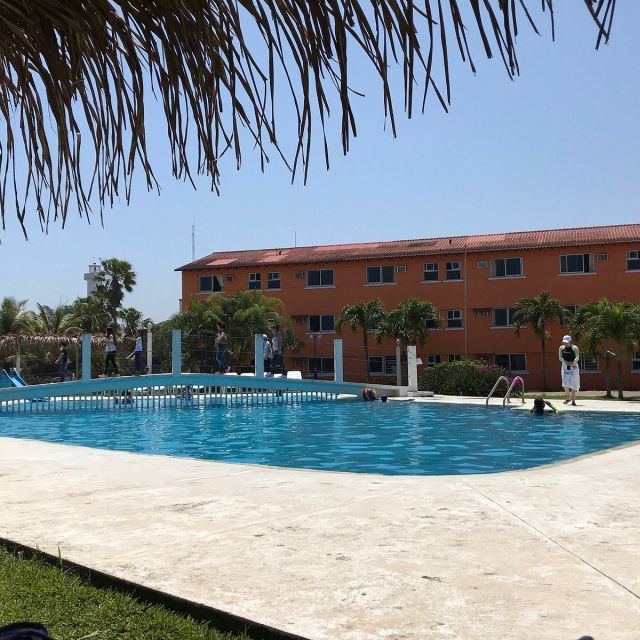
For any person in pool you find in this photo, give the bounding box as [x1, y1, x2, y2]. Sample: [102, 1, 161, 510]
[529, 396, 558, 415]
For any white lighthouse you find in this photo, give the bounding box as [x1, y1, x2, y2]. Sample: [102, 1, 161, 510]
[83, 261, 102, 295]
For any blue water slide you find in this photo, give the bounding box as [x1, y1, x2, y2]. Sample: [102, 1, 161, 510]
[8, 368, 28, 387]
[0, 369, 14, 389]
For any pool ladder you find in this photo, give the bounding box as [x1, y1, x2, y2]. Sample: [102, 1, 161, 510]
[486, 375, 525, 407]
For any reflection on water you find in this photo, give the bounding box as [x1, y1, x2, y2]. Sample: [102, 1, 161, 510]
[0, 401, 638, 475]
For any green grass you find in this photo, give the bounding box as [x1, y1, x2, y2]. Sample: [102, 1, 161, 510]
[0, 547, 249, 640]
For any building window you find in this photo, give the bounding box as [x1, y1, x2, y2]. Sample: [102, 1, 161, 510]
[627, 251, 640, 271]
[426, 315, 440, 330]
[446, 261, 461, 280]
[248, 273, 261, 290]
[308, 357, 335, 375]
[580, 353, 599, 372]
[366, 265, 395, 284]
[423, 263, 439, 281]
[308, 314, 335, 333]
[198, 275, 223, 293]
[560, 254, 594, 274]
[491, 257, 523, 278]
[368, 356, 398, 375]
[307, 269, 334, 287]
[632, 352, 640, 371]
[426, 355, 441, 366]
[494, 353, 527, 372]
[267, 272, 281, 289]
[447, 309, 462, 329]
[492, 308, 517, 327]
[448, 354, 462, 362]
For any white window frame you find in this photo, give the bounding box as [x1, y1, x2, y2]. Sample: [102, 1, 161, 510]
[366, 265, 396, 285]
[580, 352, 599, 373]
[367, 355, 398, 376]
[492, 307, 517, 328]
[448, 354, 462, 362]
[423, 262, 439, 282]
[248, 272, 261, 290]
[447, 309, 463, 329]
[267, 271, 281, 289]
[426, 355, 441, 366]
[632, 352, 640, 372]
[308, 314, 335, 334]
[494, 353, 527, 373]
[491, 257, 523, 278]
[308, 357, 335, 375]
[307, 269, 334, 287]
[198, 275, 223, 293]
[560, 253, 595, 274]
[627, 251, 640, 271]
[445, 261, 461, 281]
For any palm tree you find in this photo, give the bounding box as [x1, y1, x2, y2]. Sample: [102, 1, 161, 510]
[170, 292, 288, 370]
[572, 300, 639, 399]
[34, 303, 76, 335]
[378, 298, 440, 346]
[1, 2, 614, 235]
[337, 300, 386, 382]
[95, 259, 137, 327]
[66, 296, 112, 334]
[0, 297, 36, 335]
[512, 290, 565, 391]
[120, 307, 143, 338]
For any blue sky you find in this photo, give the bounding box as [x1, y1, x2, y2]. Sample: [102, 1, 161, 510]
[1, 3, 638, 321]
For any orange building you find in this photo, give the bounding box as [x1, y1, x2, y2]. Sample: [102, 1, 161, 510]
[177, 224, 640, 390]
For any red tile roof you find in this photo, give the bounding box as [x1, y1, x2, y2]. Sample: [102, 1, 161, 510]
[176, 224, 640, 271]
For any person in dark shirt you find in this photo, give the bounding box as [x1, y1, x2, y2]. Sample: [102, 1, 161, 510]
[55, 341, 69, 382]
[529, 395, 557, 415]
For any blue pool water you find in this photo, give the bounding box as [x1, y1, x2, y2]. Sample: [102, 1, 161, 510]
[0, 401, 638, 475]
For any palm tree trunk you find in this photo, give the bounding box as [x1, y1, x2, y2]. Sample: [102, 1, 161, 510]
[616, 360, 624, 400]
[363, 329, 370, 383]
[604, 354, 612, 398]
[540, 332, 547, 392]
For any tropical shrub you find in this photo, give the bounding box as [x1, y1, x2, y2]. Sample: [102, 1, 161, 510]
[420, 360, 508, 396]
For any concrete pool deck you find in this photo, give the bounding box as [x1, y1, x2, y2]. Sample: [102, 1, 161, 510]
[1, 398, 639, 639]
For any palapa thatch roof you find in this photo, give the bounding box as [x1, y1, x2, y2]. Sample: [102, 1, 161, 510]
[1, 1, 614, 236]
[0, 334, 133, 350]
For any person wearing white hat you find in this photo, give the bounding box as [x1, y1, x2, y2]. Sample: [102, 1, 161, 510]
[559, 335, 580, 405]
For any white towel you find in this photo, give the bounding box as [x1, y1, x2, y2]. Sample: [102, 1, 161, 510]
[561, 365, 580, 391]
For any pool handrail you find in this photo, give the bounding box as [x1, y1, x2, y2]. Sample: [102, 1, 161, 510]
[486, 375, 526, 407]
[503, 376, 525, 407]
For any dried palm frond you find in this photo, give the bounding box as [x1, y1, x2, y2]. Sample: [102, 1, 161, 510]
[0, 1, 615, 236]
[0, 333, 107, 349]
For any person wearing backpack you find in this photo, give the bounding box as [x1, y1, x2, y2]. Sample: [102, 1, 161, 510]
[559, 334, 580, 406]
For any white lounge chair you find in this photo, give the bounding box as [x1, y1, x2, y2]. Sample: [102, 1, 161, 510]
[286, 370, 302, 379]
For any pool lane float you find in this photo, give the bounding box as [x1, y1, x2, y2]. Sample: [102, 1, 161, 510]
[362, 387, 377, 401]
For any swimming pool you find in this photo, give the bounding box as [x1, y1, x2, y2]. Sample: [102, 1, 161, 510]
[1, 401, 638, 475]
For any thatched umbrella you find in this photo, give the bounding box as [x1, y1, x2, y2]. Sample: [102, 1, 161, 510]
[0, 333, 132, 377]
[0, 1, 614, 236]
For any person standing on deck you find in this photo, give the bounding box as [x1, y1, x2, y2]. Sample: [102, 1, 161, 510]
[103, 329, 119, 377]
[559, 335, 580, 406]
[55, 341, 69, 382]
[214, 323, 229, 373]
[271, 325, 285, 375]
